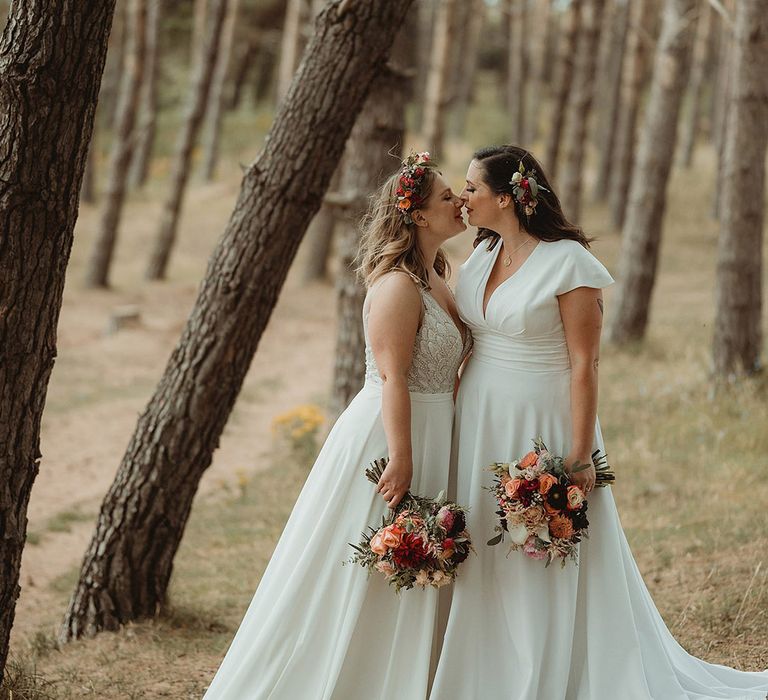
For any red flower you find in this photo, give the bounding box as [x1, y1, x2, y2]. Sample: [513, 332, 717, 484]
[414, 167, 425, 177]
[521, 178, 530, 190]
[391, 533, 430, 569]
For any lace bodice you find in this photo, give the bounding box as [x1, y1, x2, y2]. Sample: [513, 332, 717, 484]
[363, 285, 472, 394]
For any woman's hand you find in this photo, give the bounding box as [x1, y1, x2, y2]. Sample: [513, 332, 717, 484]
[566, 454, 596, 494]
[377, 457, 413, 509]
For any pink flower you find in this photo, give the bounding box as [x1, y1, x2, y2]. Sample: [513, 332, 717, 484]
[375, 561, 396, 577]
[380, 524, 405, 549]
[523, 536, 548, 560]
[436, 506, 455, 532]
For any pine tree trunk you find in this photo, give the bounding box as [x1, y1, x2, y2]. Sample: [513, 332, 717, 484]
[558, 0, 605, 222]
[678, 2, 714, 168]
[0, 0, 115, 677]
[712, 1, 735, 221]
[606, 0, 696, 345]
[302, 168, 340, 283]
[85, 0, 148, 288]
[543, 0, 581, 182]
[712, 0, 768, 379]
[506, 0, 528, 144]
[591, 0, 629, 202]
[106, 1, 127, 129]
[526, 0, 553, 143]
[59, 0, 415, 643]
[276, 0, 311, 103]
[412, 0, 437, 128]
[608, 0, 655, 229]
[227, 38, 257, 109]
[191, 0, 208, 66]
[423, 0, 457, 158]
[330, 48, 409, 419]
[201, 0, 241, 181]
[130, 0, 161, 188]
[451, 0, 485, 136]
[145, 0, 230, 281]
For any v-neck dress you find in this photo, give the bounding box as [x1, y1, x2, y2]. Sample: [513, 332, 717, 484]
[430, 239, 768, 700]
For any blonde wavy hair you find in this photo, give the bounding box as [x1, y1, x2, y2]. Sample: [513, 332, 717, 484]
[356, 165, 451, 290]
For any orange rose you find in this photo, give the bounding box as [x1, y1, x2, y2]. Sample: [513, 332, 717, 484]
[543, 501, 560, 516]
[549, 515, 575, 539]
[519, 451, 538, 468]
[380, 525, 404, 549]
[567, 485, 586, 510]
[538, 473, 558, 494]
[504, 478, 523, 498]
[397, 198, 411, 210]
[370, 531, 387, 556]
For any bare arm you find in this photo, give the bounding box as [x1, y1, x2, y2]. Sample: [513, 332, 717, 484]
[367, 273, 422, 508]
[558, 287, 604, 492]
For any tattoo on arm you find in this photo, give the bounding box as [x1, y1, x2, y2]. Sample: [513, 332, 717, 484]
[596, 298, 604, 316]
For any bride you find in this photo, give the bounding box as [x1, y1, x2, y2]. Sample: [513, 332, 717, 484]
[430, 144, 768, 699]
[202, 153, 471, 699]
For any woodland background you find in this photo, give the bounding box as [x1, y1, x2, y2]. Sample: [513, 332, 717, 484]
[0, 0, 767, 697]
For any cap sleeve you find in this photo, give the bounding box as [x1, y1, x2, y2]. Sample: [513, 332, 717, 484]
[555, 241, 614, 295]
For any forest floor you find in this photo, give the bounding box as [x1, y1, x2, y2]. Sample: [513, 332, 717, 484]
[5, 136, 768, 698]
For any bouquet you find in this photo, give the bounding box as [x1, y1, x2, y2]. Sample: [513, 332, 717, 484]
[348, 458, 473, 592]
[487, 437, 615, 567]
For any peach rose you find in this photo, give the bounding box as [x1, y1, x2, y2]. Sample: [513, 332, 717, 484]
[519, 451, 538, 468]
[380, 525, 404, 549]
[538, 473, 558, 494]
[504, 478, 523, 498]
[567, 485, 586, 510]
[549, 514, 575, 539]
[370, 531, 387, 556]
[415, 569, 430, 587]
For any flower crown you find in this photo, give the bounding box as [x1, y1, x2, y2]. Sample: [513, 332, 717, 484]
[395, 151, 431, 224]
[510, 161, 549, 217]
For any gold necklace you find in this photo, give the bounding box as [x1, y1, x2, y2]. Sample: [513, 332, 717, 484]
[502, 238, 531, 267]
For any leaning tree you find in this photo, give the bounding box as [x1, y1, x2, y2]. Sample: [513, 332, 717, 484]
[60, 0, 415, 642]
[0, 0, 116, 679]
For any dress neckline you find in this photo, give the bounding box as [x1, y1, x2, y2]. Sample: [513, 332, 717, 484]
[481, 239, 542, 320]
[423, 289, 467, 346]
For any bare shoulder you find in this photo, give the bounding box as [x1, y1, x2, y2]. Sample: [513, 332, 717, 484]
[369, 271, 423, 314]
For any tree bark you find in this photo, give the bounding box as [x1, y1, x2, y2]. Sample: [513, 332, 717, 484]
[423, 0, 457, 158]
[543, 0, 581, 182]
[0, 0, 115, 677]
[712, 0, 768, 379]
[191, 0, 208, 67]
[712, 1, 735, 220]
[451, 0, 485, 136]
[526, 0, 554, 143]
[607, 0, 696, 345]
[227, 37, 257, 110]
[608, 0, 655, 229]
[105, 0, 127, 129]
[201, 0, 241, 181]
[130, 0, 161, 188]
[330, 49, 409, 418]
[413, 0, 437, 127]
[145, 0, 229, 281]
[85, 0, 148, 288]
[678, 1, 714, 168]
[301, 168, 340, 283]
[558, 0, 605, 222]
[591, 0, 630, 202]
[276, 0, 311, 103]
[60, 0, 415, 642]
[506, 0, 528, 144]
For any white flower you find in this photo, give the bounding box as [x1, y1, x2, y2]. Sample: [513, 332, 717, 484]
[536, 525, 551, 543]
[509, 522, 530, 545]
[510, 171, 523, 185]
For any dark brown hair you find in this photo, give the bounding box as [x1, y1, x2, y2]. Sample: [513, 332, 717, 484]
[471, 145, 592, 249]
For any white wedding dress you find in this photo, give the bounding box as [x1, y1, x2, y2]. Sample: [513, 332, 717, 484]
[203, 279, 471, 699]
[430, 239, 768, 700]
